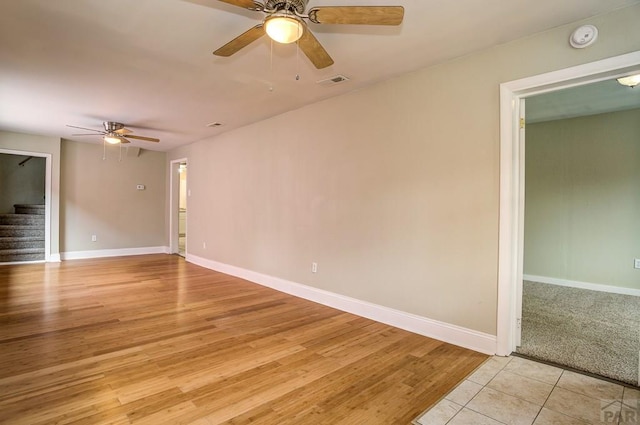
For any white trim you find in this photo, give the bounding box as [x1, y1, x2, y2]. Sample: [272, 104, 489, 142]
[187, 254, 497, 355]
[49, 253, 61, 262]
[169, 158, 187, 255]
[61, 246, 169, 260]
[524, 274, 640, 297]
[497, 51, 640, 356]
[44, 153, 52, 261]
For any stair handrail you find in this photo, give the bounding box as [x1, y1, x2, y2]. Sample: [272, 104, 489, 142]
[18, 156, 34, 167]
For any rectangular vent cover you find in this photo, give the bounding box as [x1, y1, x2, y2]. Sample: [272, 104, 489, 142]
[317, 75, 350, 86]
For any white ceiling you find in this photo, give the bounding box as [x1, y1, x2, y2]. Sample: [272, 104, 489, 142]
[526, 78, 640, 123]
[1, 0, 638, 151]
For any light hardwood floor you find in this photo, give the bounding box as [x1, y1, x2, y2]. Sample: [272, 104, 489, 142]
[0, 255, 487, 424]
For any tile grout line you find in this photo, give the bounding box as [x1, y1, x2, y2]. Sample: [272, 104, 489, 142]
[528, 369, 566, 425]
[412, 355, 500, 425]
[417, 354, 632, 425]
[445, 356, 514, 425]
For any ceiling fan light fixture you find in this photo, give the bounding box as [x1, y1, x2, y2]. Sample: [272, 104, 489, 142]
[103, 135, 121, 144]
[616, 74, 640, 88]
[264, 14, 304, 44]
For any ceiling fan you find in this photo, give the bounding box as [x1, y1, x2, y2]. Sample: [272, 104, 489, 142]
[66, 122, 160, 144]
[213, 0, 404, 69]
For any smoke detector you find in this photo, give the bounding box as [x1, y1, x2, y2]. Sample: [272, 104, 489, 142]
[569, 25, 598, 49]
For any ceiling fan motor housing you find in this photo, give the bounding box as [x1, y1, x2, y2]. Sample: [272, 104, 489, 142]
[103, 121, 125, 132]
[265, 0, 306, 13]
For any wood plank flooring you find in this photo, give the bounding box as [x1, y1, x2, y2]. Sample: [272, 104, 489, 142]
[0, 254, 487, 424]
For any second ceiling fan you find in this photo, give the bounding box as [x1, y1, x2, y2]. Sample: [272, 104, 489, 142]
[213, 0, 404, 69]
[67, 122, 160, 144]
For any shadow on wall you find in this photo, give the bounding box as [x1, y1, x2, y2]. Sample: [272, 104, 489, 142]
[0, 153, 46, 213]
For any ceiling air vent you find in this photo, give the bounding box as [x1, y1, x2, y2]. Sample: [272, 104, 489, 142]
[317, 75, 350, 87]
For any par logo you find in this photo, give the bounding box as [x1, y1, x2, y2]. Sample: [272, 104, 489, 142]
[601, 399, 638, 424]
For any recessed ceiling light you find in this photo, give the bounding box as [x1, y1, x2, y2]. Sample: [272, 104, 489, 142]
[616, 74, 640, 88]
[207, 122, 223, 127]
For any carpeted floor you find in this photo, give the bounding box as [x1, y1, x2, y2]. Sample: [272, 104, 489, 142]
[517, 280, 640, 385]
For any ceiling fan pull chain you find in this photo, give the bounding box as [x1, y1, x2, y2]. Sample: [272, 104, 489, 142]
[119, 142, 123, 162]
[295, 24, 300, 81]
[269, 38, 274, 92]
[103, 139, 106, 161]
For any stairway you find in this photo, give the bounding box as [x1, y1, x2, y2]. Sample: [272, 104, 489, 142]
[0, 204, 45, 262]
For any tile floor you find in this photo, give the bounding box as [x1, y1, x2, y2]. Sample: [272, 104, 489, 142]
[415, 355, 640, 425]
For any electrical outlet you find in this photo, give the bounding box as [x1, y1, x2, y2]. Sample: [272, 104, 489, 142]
[311, 262, 317, 273]
[635, 258, 640, 269]
[91, 235, 97, 242]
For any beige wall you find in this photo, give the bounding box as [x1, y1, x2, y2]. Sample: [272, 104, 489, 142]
[0, 130, 61, 255]
[0, 153, 46, 214]
[169, 5, 640, 335]
[525, 109, 640, 289]
[179, 166, 187, 210]
[60, 140, 166, 252]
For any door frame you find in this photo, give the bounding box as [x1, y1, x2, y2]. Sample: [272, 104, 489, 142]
[496, 50, 640, 356]
[169, 158, 187, 255]
[0, 148, 52, 262]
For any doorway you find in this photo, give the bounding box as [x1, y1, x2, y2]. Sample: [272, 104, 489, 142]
[170, 158, 188, 257]
[517, 88, 640, 384]
[0, 149, 52, 262]
[496, 51, 640, 384]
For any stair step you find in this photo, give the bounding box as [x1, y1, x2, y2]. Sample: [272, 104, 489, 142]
[14, 204, 45, 215]
[0, 237, 44, 250]
[0, 247, 45, 262]
[0, 225, 45, 238]
[0, 214, 45, 225]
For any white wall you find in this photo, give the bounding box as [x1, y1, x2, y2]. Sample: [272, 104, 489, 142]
[169, 5, 640, 336]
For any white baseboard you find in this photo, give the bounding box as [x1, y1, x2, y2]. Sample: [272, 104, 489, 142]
[61, 246, 169, 260]
[48, 253, 61, 262]
[524, 274, 640, 297]
[187, 253, 497, 355]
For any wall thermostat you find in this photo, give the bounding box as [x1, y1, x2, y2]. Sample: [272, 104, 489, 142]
[569, 25, 598, 49]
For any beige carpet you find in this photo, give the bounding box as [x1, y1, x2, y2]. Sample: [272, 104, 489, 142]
[517, 280, 640, 386]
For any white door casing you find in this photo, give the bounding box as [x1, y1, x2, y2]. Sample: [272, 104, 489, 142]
[496, 50, 640, 356]
[0, 148, 53, 262]
[169, 158, 188, 255]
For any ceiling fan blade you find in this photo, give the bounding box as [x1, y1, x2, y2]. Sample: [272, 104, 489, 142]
[66, 124, 102, 133]
[298, 29, 334, 69]
[118, 137, 131, 144]
[213, 24, 265, 57]
[124, 134, 160, 143]
[217, 0, 257, 9]
[114, 128, 132, 135]
[71, 133, 104, 136]
[308, 6, 404, 26]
